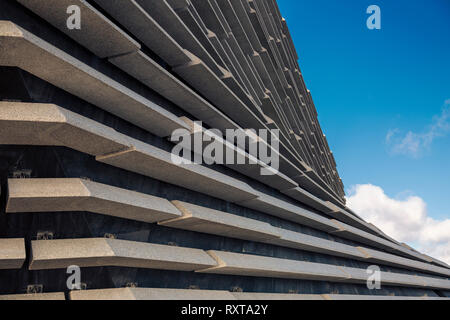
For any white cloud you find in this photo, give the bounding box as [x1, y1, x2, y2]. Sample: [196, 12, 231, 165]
[386, 100, 450, 158]
[347, 184, 450, 264]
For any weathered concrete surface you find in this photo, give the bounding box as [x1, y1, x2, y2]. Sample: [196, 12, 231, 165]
[0, 292, 65, 300]
[237, 194, 341, 233]
[159, 200, 280, 241]
[93, 0, 193, 66]
[6, 178, 182, 223]
[198, 250, 351, 282]
[0, 102, 132, 156]
[0, 21, 186, 137]
[30, 238, 218, 271]
[70, 288, 236, 300]
[0, 238, 26, 270]
[199, 250, 450, 290]
[109, 50, 238, 132]
[231, 292, 324, 300]
[96, 141, 259, 203]
[16, 0, 140, 58]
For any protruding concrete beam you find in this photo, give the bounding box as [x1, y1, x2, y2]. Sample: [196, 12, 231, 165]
[0, 293, 65, 300]
[269, 228, 366, 260]
[96, 140, 259, 203]
[109, 50, 239, 133]
[93, 0, 192, 66]
[0, 238, 26, 270]
[30, 238, 217, 271]
[0, 102, 258, 204]
[6, 178, 182, 224]
[231, 292, 324, 300]
[70, 288, 236, 300]
[324, 294, 448, 301]
[0, 21, 186, 137]
[237, 194, 342, 233]
[198, 250, 450, 290]
[172, 50, 263, 130]
[0, 102, 131, 157]
[68, 289, 450, 300]
[179, 117, 298, 191]
[198, 250, 351, 281]
[331, 220, 433, 264]
[159, 200, 280, 241]
[17, 0, 141, 58]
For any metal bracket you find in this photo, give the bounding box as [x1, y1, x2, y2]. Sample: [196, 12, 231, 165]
[11, 169, 32, 179]
[26, 284, 43, 294]
[36, 231, 54, 240]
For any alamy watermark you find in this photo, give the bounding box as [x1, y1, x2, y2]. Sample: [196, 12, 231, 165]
[66, 5, 81, 30]
[66, 265, 82, 290]
[367, 265, 382, 290]
[367, 5, 381, 30]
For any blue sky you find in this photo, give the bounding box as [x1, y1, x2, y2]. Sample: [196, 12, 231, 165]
[278, 0, 450, 221]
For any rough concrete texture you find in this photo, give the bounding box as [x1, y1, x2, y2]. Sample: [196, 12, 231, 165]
[0, 101, 132, 156]
[68, 289, 449, 300]
[96, 140, 259, 203]
[199, 250, 351, 282]
[0, 292, 66, 300]
[0, 21, 186, 137]
[159, 200, 280, 242]
[199, 250, 450, 291]
[16, 0, 140, 58]
[93, 0, 193, 66]
[6, 178, 182, 223]
[0, 238, 26, 270]
[30, 238, 218, 271]
[70, 288, 236, 300]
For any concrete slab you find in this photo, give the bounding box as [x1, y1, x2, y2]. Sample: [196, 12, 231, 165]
[159, 200, 280, 241]
[94, 0, 192, 66]
[70, 288, 236, 300]
[282, 187, 332, 212]
[0, 102, 132, 156]
[0, 21, 186, 137]
[6, 178, 182, 224]
[109, 51, 239, 133]
[17, 0, 140, 58]
[172, 50, 263, 130]
[198, 250, 350, 282]
[269, 228, 366, 260]
[30, 238, 217, 271]
[96, 140, 259, 203]
[0, 238, 26, 270]
[358, 247, 450, 277]
[232, 292, 325, 300]
[0, 293, 65, 300]
[136, 0, 224, 77]
[237, 195, 341, 233]
[325, 294, 448, 301]
[179, 117, 298, 191]
[331, 220, 432, 263]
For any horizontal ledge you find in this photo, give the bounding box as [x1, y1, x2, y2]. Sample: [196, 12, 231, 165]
[159, 200, 280, 242]
[67, 288, 449, 300]
[6, 178, 182, 224]
[69, 288, 236, 300]
[0, 21, 186, 137]
[0, 293, 66, 300]
[30, 238, 217, 271]
[0, 238, 26, 270]
[17, 0, 141, 58]
[199, 250, 450, 290]
[0, 102, 258, 203]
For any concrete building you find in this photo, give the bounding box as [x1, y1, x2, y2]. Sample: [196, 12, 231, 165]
[0, 0, 449, 300]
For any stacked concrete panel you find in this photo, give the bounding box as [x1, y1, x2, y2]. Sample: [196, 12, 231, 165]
[0, 0, 448, 300]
